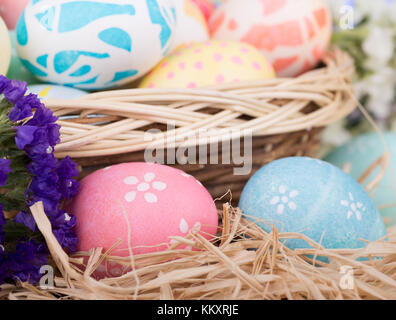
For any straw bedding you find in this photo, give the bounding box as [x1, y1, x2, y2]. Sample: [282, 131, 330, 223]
[1, 201, 395, 300]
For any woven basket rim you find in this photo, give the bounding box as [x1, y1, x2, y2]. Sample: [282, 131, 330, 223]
[40, 46, 356, 159]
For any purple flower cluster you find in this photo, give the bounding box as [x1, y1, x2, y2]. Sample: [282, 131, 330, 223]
[0, 75, 80, 285]
[0, 205, 5, 245]
[0, 205, 8, 284]
[0, 248, 7, 285]
[0, 159, 11, 187]
[7, 239, 49, 284]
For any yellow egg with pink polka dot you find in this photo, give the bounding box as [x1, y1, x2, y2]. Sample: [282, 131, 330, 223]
[139, 40, 275, 89]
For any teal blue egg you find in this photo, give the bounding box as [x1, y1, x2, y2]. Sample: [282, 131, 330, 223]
[239, 157, 386, 253]
[325, 132, 396, 228]
[6, 30, 41, 84]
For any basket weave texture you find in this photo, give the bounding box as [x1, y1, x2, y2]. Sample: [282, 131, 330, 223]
[45, 47, 355, 203]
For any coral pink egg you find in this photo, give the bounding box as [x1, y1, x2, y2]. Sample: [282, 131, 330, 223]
[191, 0, 215, 22]
[69, 163, 219, 259]
[0, 0, 30, 30]
[209, 0, 332, 77]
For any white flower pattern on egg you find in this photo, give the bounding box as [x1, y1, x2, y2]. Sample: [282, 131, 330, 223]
[180, 172, 203, 186]
[123, 172, 166, 204]
[340, 192, 365, 221]
[169, 219, 202, 250]
[269, 185, 299, 215]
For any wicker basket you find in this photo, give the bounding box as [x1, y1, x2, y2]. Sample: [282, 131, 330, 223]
[45, 47, 356, 205]
[5, 49, 396, 301]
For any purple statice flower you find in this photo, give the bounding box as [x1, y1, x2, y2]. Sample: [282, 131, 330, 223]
[51, 212, 78, 253]
[57, 156, 79, 180]
[8, 93, 42, 122]
[1, 76, 80, 282]
[28, 197, 59, 217]
[0, 158, 11, 187]
[29, 173, 62, 204]
[0, 205, 7, 284]
[7, 239, 48, 284]
[14, 211, 36, 232]
[26, 154, 58, 176]
[0, 75, 9, 93]
[56, 157, 80, 200]
[8, 96, 33, 122]
[0, 247, 8, 285]
[26, 103, 58, 127]
[0, 204, 6, 244]
[15, 125, 38, 150]
[3, 80, 27, 104]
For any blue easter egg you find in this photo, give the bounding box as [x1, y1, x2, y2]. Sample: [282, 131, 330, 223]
[239, 157, 386, 251]
[325, 132, 396, 228]
[15, 0, 176, 90]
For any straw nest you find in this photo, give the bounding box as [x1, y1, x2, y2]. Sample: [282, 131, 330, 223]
[2, 195, 396, 300]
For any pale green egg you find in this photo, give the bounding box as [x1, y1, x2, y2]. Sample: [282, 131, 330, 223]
[324, 132, 396, 228]
[6, 30, 41, 84]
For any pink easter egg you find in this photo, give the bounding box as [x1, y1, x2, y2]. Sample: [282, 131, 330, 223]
[69, 163, 218, 264]
[209, 0, 332, 77]
[0, 0, 30, 30]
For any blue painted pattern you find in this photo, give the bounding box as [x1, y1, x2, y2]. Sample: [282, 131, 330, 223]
[15, 0, 175, 89]
[69, 65, 92, 77]
[58, 2, 136, 33]
[36, 54, 48, 68]
[16, 11, 28, 46]
[20, 59, 48, 77]
[54, 51, 110, 74]
[98, 28, 132, 52]
[146, 0, 173, 49]
[35, 7, 56, 31]
[107, 70, 138, 84]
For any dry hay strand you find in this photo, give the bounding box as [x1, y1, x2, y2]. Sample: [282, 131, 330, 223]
[2, 201, 396, 300]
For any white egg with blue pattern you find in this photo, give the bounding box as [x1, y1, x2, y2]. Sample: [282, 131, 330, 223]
[15, 0, 176, 90]
[239, 157, 387, 252]
[170, 0, 209, 51]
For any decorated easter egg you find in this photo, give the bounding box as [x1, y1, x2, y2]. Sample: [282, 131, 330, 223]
[6, 31, 41, 84]
[171, 0, 209, 50]
[325, 132, 396, 228]
[239, 157, 387, 252]
[28, 84, 87, 100]
[209, 0, 332, 77]
[69, 163, 218, 259]
[191, 0, 215, 22]
[0, 17, 11, 76]
[139, 40, 275, 89]
[15, 0, 176, 90]
[0, 0, 30, 30]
